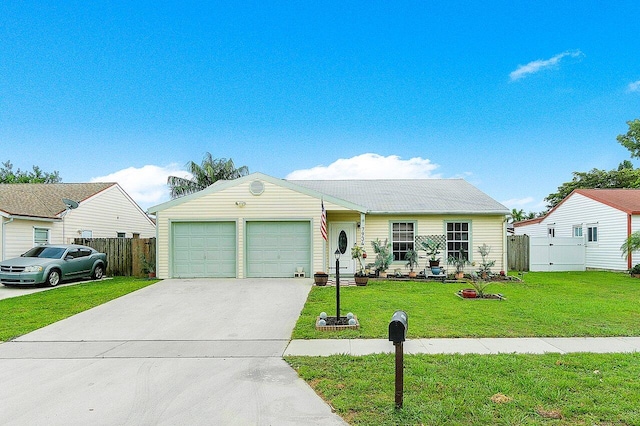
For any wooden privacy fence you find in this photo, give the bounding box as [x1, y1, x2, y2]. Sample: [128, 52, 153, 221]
[507, 234, 529, 272]
[74, 238, 156, 277]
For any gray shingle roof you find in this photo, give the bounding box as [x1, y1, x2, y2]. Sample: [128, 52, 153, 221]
[0, 183, 115, 218]
[289, 179, 509, 214]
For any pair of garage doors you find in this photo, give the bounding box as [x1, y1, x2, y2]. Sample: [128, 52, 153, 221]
[172, 221, 311, 278]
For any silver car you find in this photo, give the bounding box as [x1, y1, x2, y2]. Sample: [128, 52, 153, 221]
[0, 244, 107, 287]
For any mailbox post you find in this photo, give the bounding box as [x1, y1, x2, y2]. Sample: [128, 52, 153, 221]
[389, 310, 408, 409]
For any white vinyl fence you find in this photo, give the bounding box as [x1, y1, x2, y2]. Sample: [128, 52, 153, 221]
[529, 237, 585, 272]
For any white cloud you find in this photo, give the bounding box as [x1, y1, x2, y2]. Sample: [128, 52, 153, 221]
[91, 164, 191, 210]
[628, 80, 640, 93]
[509, 50, 583, 81]
[285, 153, 441, 180]
[501, 196, 548, 213]
[501, 197, 535, 209]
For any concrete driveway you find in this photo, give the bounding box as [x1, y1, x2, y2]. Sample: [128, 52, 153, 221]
[0, 278, 347, 425]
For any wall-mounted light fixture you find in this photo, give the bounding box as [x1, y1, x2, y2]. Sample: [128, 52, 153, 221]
[235, 201, 246, 207]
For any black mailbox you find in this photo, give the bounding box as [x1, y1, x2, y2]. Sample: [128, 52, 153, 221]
[388, 310, 408, 343]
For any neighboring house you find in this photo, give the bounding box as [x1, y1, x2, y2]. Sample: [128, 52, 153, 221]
[0, 183, 156, 260]
[513, 189, 640, 271]
[148, 172, 509, 279]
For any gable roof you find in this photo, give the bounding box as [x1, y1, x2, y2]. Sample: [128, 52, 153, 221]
[291, 178, 509, 214]
[574, 189, 640, 214]
[514, 188, 640, 228]
[149, 172, 508, 215]
[0, 183, 116, 219]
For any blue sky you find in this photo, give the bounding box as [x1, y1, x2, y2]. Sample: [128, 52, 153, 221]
[1, 1, 639, 211]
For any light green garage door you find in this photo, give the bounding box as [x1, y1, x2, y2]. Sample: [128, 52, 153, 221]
[172, 222, 236, 278]
[246, 221, 311, 278]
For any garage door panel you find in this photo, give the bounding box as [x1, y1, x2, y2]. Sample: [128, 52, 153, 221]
[246, 221, 310, 278]
[172, 222, 236, 278]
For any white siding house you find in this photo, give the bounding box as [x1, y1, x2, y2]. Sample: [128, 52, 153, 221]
[514, 189, 640, 271]
[0, 183, 156, 260]
[149, 172, 510, 279]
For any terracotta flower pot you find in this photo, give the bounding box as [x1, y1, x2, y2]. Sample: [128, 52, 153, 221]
[461, 288, 477, 298]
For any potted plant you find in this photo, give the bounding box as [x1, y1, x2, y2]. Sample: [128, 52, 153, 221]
[351, 245, 369, 286]
[447, 248, 469, 280]
[313, 271, 329, 286]
[630, 263, 640, 278]
[416, 237, 444, 274]
[404, 249, 419, 278]
[477, 243, 496, 279]
[460, 275, 493, 298]
[371, 238, 393, 278]
[140, 253, 156, 278]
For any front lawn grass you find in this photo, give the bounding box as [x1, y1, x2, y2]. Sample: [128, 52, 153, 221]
[0, 277, 158, 341]
[292, 271, 640, 339]
[287, 352, 640, 425]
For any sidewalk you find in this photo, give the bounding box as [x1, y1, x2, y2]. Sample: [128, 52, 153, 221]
[284, 336, 640, 356]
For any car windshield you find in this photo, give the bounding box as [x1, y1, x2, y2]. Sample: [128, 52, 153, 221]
[22, 246, 67, 259]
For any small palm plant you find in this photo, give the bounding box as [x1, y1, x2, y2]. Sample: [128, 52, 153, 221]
[371, 238, 393, 276]
[620, 231, 640, 260]
[447, 248, 469, 279]
[404, 249, 419, 277]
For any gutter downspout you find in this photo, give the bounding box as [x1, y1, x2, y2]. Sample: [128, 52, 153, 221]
[628, 213, 633, 270]
[2, 217, 14, 261]
[503, 216, 509, 273]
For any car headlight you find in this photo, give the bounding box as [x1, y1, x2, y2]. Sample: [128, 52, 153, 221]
[24, 265, 43, 273]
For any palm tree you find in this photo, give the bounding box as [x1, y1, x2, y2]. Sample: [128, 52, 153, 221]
[620, 231, 640, 260]
[167, 153, 249, 198]
[508, 208, 525, 223]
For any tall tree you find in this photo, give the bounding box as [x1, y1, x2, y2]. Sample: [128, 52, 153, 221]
[0, 161, 61, 183]
[508, 208, 525, 223]
[545, 164, 640, 209]
[543, 119, 640, 210]
[616, 118, 640, 158]
[167, 153, 249, 198]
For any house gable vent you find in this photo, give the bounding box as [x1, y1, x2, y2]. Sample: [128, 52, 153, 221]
[249, 180, 265, 196]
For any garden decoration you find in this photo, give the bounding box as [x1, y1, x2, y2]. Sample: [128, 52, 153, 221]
[476, 243, 496, 279]
[447, 248, 469, 279]
[415, 235, 446, 274]
[458, 273, 505, 300]
[404, 249, 418, 278]
[372, 238, 393, 277]
[313, 271, 329, 286]
[351, 245, 369, 285]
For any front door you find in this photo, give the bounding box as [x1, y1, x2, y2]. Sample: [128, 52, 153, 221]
[329, 222, 356, 275]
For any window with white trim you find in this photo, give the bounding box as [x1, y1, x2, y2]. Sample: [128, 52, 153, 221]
[34, 228, 49, 245]
[117, 232, 126, 238]
[573, 226, 583, 237]
[587, 226, 598, 242]
[392, 222, 415, 261]
[446, 222, 470, 259]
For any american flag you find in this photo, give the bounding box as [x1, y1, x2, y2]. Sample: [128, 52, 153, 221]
[321, 200, 327, 241]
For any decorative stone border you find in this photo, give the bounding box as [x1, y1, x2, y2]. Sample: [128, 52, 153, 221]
[455, 290, 505, 300]
[315, 316, 360, 331]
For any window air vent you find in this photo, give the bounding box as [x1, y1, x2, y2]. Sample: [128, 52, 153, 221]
[249, 180, 265, 196]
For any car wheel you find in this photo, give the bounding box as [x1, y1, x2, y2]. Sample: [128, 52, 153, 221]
[46, 270, 61, 287]
[92, 264, 104, 280]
